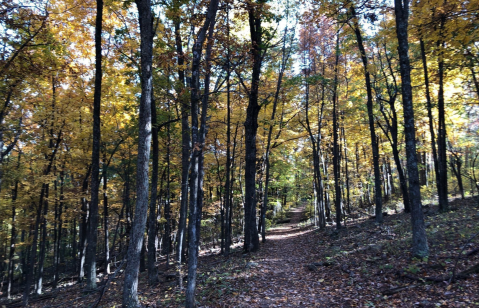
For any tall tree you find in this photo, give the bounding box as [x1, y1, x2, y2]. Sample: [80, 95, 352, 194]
[394, 0, 429, 258]
[147, 93, 159, 284]
[85, 0, 103, 290]
[349, 4, 383, 223]
[122, 0, 153, 305]
[173, 0, 190, 272]
[331, 30, 342, 229]
[224, 1, 233, 255]
[185, 0, 219, 306]
[243, 0, 266, 253]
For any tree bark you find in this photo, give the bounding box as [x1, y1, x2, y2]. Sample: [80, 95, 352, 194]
[85, 0, 103, 290]
[185, 1, 219, 306]
[122, 0, 153, 305]
[332, 31, 342, 229]
[394, 0, 429, 258]
[436, 33, 449, 212]
[148, 93, 159, 284]
[7, 152, 21, 298]
[224, 6, 232, 255]
[243, 0, 265, 253]
[350, 6, 383, 223]
[174, 12, 190, 267]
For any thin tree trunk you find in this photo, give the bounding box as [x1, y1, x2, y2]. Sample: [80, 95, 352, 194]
[103, 153, 110, 274]
[224, 6, 232, 255]
[85, 0, 103, 290]
[262, 24, 290, 242]
[332, 31, 342, 229]
[436, 35, 449, 212]
[148, 93, 159, 284]
[36, 184, 49, 295]
[175, 12, 190, 268]
[350, 6, 383, 223]
[450, 153, 464, 199]
[185, 1, 219, 306]
[7, 152, 20, 298]
[53, 168, 64, 288]
[164, 101, 171, 268]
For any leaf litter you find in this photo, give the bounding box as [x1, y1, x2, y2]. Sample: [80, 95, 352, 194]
[16, 196, 479, 307]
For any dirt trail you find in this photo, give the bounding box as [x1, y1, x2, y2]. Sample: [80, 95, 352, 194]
[224, 205, 326, 307]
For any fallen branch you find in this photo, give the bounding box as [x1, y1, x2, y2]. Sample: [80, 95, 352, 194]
[382, 284, 419, 295]
[451, 231, 479, 283]
[399, 260, 479, 285]
[466, 247, 479, 257]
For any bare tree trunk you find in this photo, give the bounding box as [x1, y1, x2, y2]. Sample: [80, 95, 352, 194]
[262, 23, 291, 242]
[243, 1, 265, 253]
[174, 9, 190, 268]
[394, 0, 429, 258]
[148, 93, 159, 284]
[436, 32, 449, 212]
[122, 0, 153, 305]
[224, 7, 232, 255]
[185, 3, 219, 305]
[332, 31, 342, 229]
[85, 0, 103, 290]
[53, 168, 64, 288]
[7, 152, 20, 298]
[350, 6, 383, 223]
[36, 184, 49, 295]
[103, 153, 110, 274]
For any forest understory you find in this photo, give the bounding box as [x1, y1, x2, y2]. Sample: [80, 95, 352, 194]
[3, 196, 478, 308]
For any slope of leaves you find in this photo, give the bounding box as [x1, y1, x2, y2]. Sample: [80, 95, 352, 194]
[7, 196, 478, 308]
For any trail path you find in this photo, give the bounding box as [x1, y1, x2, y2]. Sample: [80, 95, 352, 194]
[224, 205, 327, 307]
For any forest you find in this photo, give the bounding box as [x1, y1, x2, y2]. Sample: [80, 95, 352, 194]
[1, 0, 479, 306]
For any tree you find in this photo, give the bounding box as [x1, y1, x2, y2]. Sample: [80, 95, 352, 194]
[185, 0, 219, 306]
[122, 0, 153, 305]
[394, 0, 429, 258]
[85, 0, 103, 290]
[348, 3, 383, 223]
[243, 0, 267, 253]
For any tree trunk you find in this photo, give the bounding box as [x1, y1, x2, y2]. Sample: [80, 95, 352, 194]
[85, 0, 103, 290]
[122, 0, 153, 305]
[450, 153, 464, 199]
[53, 168, 64, 288]
[185, 2, 219, 306]
[148, 93, 159, 284]
[419, 38, 441, 208]
[436, 35, 449, 212]
[78, 166, 91, 281]
[103, 153, 110, 274]
[394, 0, 429, 258]
[7, 152, 20, 298]
[164, 101, 172, 267]
[262, 24, 290, 242]
[332, 31, 342, 229]
[224, 7, 232, 255]
[174, 12, 190, 268]
[36, 184, 49, 295]
[243, 1, 264, 253]
[350, 6, 383, 223]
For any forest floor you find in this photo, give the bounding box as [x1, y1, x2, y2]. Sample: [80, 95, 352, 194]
[10, 196, 479, 308]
